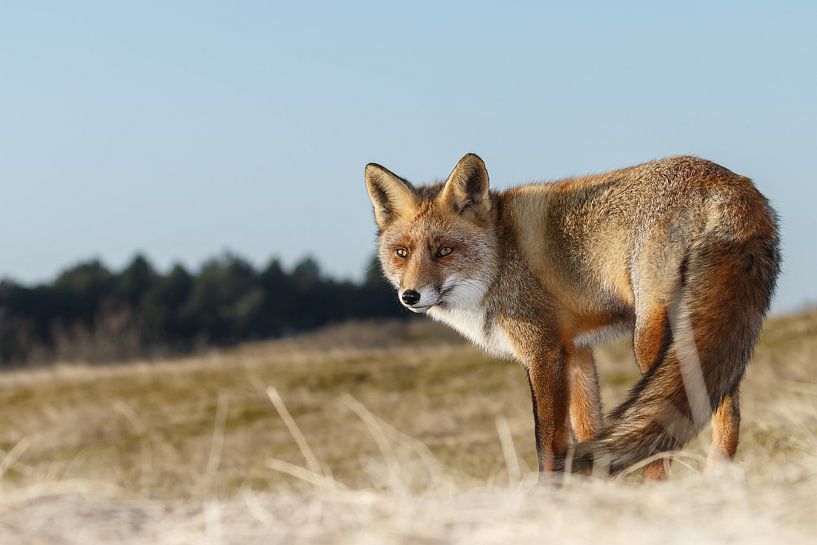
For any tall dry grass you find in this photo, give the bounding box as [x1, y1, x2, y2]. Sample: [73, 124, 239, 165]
[0, 313, 815, 544]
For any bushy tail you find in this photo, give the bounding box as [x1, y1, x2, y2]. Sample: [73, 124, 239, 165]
[573, 233, 780, 475]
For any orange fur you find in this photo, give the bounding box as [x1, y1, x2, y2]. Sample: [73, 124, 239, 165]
[365, 154, 780, 479]
[569, 349, 602, 444]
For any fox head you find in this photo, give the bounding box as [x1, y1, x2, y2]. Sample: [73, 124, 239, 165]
[364, 153, 500, 313]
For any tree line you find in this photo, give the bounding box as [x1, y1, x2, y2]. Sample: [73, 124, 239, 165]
[0, 253, 404, 366]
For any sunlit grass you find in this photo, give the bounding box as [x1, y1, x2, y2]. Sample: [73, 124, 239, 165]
[0, 312, 815, 543]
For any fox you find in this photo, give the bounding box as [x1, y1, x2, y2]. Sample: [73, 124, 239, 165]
[364, 153, 780, 479]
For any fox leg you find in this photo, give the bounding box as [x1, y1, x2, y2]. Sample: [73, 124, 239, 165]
[633, 305, 673, 479]
[707, 390, 740, 468]
[527, 348, 570, 476]
[569, 348, 602, 443]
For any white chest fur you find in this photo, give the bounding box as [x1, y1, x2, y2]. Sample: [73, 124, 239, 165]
[428, 305, 517, 359]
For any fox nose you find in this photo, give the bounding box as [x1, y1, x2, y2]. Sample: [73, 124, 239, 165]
[401, 289, 421, 306]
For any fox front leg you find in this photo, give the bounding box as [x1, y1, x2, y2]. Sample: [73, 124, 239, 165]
[526, 347, 570, 477]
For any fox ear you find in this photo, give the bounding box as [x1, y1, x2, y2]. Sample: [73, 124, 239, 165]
[365, 163, 418, 229]
[439, 153, 490, 217]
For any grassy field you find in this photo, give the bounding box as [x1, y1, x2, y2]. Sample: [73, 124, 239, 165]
[0, 311, 815, 544]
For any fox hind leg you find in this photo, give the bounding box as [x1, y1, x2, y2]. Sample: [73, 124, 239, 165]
[633, 305, 674, 479]
[707, 390, 740, 469]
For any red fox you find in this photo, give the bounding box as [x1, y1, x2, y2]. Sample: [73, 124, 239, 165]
[364, 153, 780, 478]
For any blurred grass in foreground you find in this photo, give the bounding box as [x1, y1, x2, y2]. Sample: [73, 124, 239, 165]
[0, 311, 815, 544]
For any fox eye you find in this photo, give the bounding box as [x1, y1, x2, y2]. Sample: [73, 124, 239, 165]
[436, 246, 453, 258]
[395, 248, 408, 258]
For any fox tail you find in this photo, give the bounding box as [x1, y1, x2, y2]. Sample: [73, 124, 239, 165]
[572, 233, 780, 475]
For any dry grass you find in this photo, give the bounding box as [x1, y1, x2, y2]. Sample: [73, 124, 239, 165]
[0, 312, 815, 544]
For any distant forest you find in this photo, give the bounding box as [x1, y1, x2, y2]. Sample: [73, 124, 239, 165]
[0, 253, 404, 366]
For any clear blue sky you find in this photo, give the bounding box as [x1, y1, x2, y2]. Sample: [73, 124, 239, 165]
[1, 1, 815, 312]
